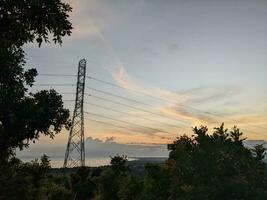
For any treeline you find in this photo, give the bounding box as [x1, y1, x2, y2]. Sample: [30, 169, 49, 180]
[1, 124, 267, 200]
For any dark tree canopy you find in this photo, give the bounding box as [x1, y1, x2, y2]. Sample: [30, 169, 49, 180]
[0, 0, 72, 155]
[0, 0, 72, 47]
[110, 154, 128, 171]
[165, 123, 267, 200]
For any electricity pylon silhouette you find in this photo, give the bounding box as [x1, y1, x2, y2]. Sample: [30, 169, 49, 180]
[64, 59, 86, 168]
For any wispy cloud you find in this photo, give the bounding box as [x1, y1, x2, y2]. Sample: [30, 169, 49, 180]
[108, 63, 189, 106]
[107, 63, 244, 127]
[181, 86, 241, 106]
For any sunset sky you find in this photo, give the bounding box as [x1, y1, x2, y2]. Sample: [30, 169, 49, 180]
[22, 0, 267, 156]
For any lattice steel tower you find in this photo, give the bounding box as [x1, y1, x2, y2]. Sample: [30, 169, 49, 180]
[64, 59, 86, 168]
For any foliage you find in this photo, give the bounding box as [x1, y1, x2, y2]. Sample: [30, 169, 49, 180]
[110, 154, 128, 171]
[1, 127, 265, 200]
[0, 155, 51, 199]
[69, 125, 264, 200]
[95, 154, 133, 200]
[70, 167, 96, 200]
[0, 1, 72, 198]
[0, 0, 72, 47]
[166, 123, 267, 200]
[0, 0, 72, 156]
[141, 163, 170, 200]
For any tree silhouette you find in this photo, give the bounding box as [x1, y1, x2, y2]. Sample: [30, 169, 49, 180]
[0, 0, 72, 161]
[0, 1, 73, 198]
[252, 143, 266, 161]
[110, 154, 128, 171]
[165, 123, 267, 200]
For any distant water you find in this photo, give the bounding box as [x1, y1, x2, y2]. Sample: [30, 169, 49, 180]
[20, 157, 137, 168]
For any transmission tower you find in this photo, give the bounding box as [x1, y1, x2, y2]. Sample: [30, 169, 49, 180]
[64, 59, 86, 168]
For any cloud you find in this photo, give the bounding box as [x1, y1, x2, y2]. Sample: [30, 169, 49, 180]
[182, 86, 241, 105]
[84, 137, 169, 157]
[106, 64, 247, 130]
[105, 136, 115, 143]
[225, 114, 267, 127]
[173, 106, 219, 124]
[108, 63, 189, 106]
[156, 85, 247, 127]
[115, 127, 171, 140]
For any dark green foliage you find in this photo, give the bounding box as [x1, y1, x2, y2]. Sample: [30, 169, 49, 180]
[117, 174, 142, 200]
[0, 1, 72, 199]
[166, 123, 267, 200]
[95, 155, 129, 200]
[141, 163, 170, 200]
[0, 0, 72, 155]
[0, 155, 50, 199]
[252, 143, 266, 161]
[95, 155, 142, 200]
[96, 168, 121, 200]
[0, 88, 70, 151]
[70, 167, 96, 200]
[0, 0, 72, 47]
[110, 154, 128, 171]
[1, 128, 265, 200]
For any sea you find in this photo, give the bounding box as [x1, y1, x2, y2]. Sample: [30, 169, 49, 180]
[20, 156, 137, 168]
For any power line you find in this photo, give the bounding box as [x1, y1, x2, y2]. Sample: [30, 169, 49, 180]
[85, 86, 150, 106]
[38, 73, 165, 102]
[36, 83, 75, 87]
[68, 99, 264, 137]
[36, 74, 261, 122]
[86, 76, 267, 131]
[84, 117, 173, 140]
[38, 74, 76, 77]
[86, 94, 266, 134]
[86, 76, 164, 101]
[84, 111, 172, 135]
[34, 83, 227, 126]
[87, 94, 189, 125]
[84, 101, 187, 130]
[85, 96, 266, 137]
[35, 75, 267, 132]
[36, 84, 162, 116]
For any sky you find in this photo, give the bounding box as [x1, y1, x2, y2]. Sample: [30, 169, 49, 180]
[21, 0, 267, 160]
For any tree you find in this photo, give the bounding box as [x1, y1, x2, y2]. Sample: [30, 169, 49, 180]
[70, 167, 96, 200]
[110, 154, 128, 171]
[95, 155, 139, 200]
[0, 0, 73, 160]
[165, 123, 267, 200]
[0, 155, 56, 200]
[117, 174, 142, 200]
[0, 1, 73, 198]
[142, 163, 170, 200]
[0, 0, 72, 47]
[252, 144, 266, 161]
